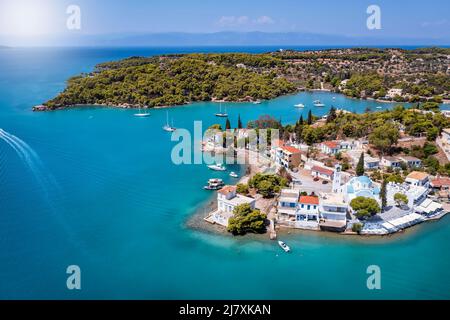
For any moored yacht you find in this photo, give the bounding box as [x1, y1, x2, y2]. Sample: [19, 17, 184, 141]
[163, 111, 176, 132]
[208, 163, 226, 171]
[313, 100, 325, 107]
[203, 178, 225, 190]
[294, 103, 305, 108]
[215, 103, 228, 117]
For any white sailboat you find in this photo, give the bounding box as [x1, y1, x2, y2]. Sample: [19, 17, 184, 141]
[134, 107, 150, 117]
[163, 111, 177, 132]
[215, 103, 228, 117]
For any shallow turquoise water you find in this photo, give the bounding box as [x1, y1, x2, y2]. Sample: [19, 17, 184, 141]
[0, 47, 449, 299]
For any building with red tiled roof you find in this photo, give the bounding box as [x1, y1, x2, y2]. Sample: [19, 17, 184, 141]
[271, 144, 303, 169]
[320, 140, 341, 155]
[431, 177, 450, 190]
[311, 165, 335, 181]
[299, 196, 319, 205]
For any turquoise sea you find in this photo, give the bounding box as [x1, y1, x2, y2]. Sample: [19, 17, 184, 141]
[0, 47, 449, 299]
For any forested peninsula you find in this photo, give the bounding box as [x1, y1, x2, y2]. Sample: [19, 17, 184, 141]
[37, 48, 450, 111]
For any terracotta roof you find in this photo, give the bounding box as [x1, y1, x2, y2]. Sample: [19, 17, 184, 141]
[299, 196, 319, 205]
[311, 165, 334, 176]
[431, 177, 450, 188]
[406, 171, 429, 181]
[218, 185, 237, 195]
[322, 141, 340, 149]
[280, 145, 301, 154]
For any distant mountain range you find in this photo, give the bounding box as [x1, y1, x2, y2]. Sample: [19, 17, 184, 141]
[1, 32, 449, 47]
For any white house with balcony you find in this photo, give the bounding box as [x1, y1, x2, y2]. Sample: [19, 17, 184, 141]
[207, 185, 256, 227]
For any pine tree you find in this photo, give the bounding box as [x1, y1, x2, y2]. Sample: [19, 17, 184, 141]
[356, 152, 365, 176]
[327, 106, 336, 123]
[237, 114, 243, 129]
[380, 178, 387, 211]
[307, 110, 313, 125]
[225, 118, 231, 130]
[298, 115, 304, 126]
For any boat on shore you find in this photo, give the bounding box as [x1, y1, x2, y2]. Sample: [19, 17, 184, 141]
[294, 103, 305, 108]
[203, 178, 224, 190]
[313, 100, 325, 107]
[208, 163, 226, 171]
[278, 241, 291, 253]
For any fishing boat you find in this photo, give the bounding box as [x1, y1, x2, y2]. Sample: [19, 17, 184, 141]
[134, 107, 150, 117]
[163, 111, 177, 132]
[203, 178, 224, 190]
[294, 103, 305, 108]
[215, 104, 228, 117]
[313, 100, 325, 107]
[278, 241, 291, 253]
[207, 163, 226, 171]
[229, 171, 239, 178]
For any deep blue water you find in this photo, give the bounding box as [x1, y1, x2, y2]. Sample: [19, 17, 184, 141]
[0, 47, 449, 299]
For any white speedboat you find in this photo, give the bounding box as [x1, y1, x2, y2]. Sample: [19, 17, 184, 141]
[253, 100, 261, 104]
[313, 100, 325, 107]
[208, 163, 226, 171]
[278, 241, 291, 253]
[163, 111, 177, 132]
[134, 107, 150, 117]
[294, 103, 305, 108]
[376, 106, 382, 109]
[215, 103, 228, 117]
[229, 171, 239, 178]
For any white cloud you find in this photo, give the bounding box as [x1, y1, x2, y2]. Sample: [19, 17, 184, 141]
[255, 16, 275, 25]
[421, 19, 449, 27]
[216, 15, 275, 28]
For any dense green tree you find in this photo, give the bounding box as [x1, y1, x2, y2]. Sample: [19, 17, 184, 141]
[356, 153, 365, 176]
[227, 204, 267, 235]
[394, 193, 408, 207]
[350, 197, 381, 220]
[236, 183, 249, 195]
[248, 173, 288, 198]
[369, 122, 400, 154]
[307, 110, 313, 125]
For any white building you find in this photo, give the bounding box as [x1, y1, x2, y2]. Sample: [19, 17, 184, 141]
[343, 175, 381, 204]
[208, 185, 256, 226]
[405, 171, 430, 188]
[277, 188, 300, 222]
[398, 156, 422, 168]
[320, 141, 341, 155]
[386, 182, 428, 208]
[387, 88, 403, 98]
[311, 165, 334, 181]
[381, 156, 402, 169]
[318, 193, 348, 230]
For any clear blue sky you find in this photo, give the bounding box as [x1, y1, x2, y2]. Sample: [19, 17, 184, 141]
[0, 0, 449, 41]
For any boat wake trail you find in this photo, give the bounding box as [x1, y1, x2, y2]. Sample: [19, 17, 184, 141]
[0, 128, 58, 199]
[0, 128, 82, 250]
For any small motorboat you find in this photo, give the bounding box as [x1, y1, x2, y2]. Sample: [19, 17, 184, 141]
[203, 178, 224, 190]
[294, 103, 305, 108]
[253, 100, 261, 104]
[313, 100, 325, 107]
[229, 171, 239, 178]
[278, 241, 291, 253]
[376, 106, 382, 109]
[208, 163, 226, 171]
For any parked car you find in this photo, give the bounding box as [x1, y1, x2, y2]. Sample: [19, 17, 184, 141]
[322, 180, 329, 185]
[313, 177, 320, 182]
